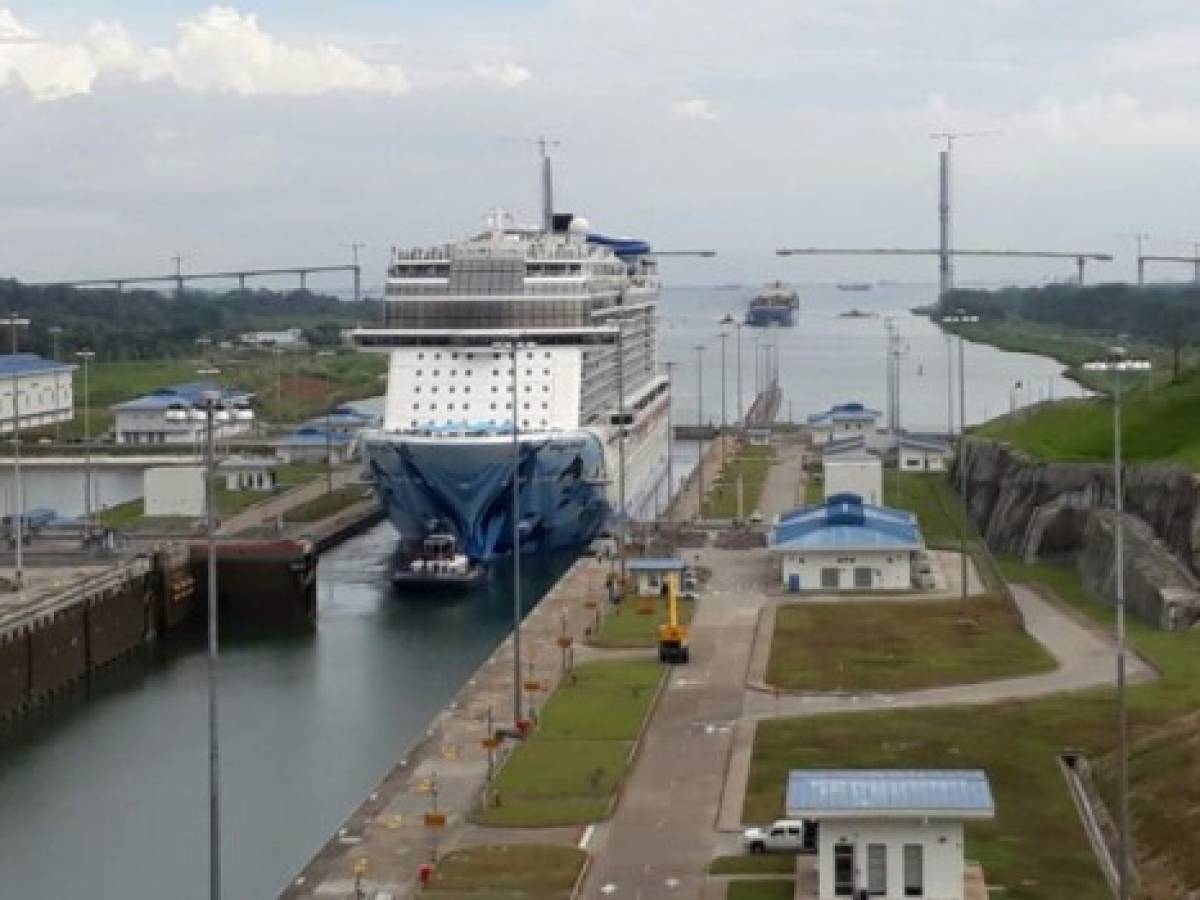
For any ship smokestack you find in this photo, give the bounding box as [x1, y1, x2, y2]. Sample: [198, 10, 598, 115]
[540, 140, 554, 232]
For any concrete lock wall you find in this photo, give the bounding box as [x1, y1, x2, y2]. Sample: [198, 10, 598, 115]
[145, 466, 206, 517]
[816, 819, 965, 900]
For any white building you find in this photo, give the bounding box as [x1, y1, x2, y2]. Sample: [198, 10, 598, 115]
[274, 426, 357, 464]
[0, 354, 75, 434]
[769, 494, 924, 592]
[112, 383, 255, 446]
[238, 328, 306, 349]
[787, 769, 995, 900]
[625, 557, 688, 598]
[219, 456, 278, 492]
[898, 434, 953, 472]
[144, 465, 206, 517]
[807, 402, 882, 447]
[822, 437, 882, 506]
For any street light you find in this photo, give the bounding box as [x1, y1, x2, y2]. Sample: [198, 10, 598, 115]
[942, 310, 979, 607]
[664, 361, 677, 516]
[1, 315, 30, 590]
[75, 350, 95, 536]
[48, 325, 64, 442]
[1082, 346, 1151, 900]
[694, 344, 705, 519]
[718, 331, 729, 470]
[720, 314, 743, 425]
[165, 389, 245, 900]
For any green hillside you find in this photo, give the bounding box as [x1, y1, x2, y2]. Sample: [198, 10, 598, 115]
[975, 369, 1200, 469]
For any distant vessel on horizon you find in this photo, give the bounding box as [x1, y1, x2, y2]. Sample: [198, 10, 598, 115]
[745, 280, 799, 327]
[836, 282, 872, 292]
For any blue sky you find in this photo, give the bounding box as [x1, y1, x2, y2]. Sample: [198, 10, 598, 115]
[3, 1, 1200, 286]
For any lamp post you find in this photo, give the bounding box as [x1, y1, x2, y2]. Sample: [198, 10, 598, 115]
[752, 336, 761, 398]
[1082, 346, 1151, 900]
[664, 361, 677, 515]
[167, 391, 242, 900]
[945, 332, 954, 437]
[509, 338, 523, 725]
[2, 315, 30, 590]
[48, 325, 63, 442]
[942, 311, 979, 606]
[75, 350, 95, 536]
[694, 345, 705, 519]
[721, 314, 743, 425]
[718, 331, 728, 470]
[617, 328, 627, 580]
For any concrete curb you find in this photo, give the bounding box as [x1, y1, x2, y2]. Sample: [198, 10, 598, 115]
[604, 664, 670, 820]
[569, 852, 593, 900]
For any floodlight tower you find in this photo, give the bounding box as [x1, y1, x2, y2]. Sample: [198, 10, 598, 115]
[929, 132, 999, 300]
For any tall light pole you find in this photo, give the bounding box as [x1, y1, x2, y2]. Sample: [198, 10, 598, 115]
[664, 361, 677, 513]
[616, 329, 627, 579]
[167, 390, 232, 900]
[1134, 233, 1149, 286]
[509, 338, 523, 725]
[718, 331, 728, 470]
[694, 345, 705, 519]
[752, 335, 761, 398]
[48, 326, 64, 442]
[76, 350, 95, 535]
[721, 315, 743, 425]
[943, 311, 979, 606]
[2, 315, 30, 590]
[945, 332, 955, 437]
[1083, 346, 1150, 900]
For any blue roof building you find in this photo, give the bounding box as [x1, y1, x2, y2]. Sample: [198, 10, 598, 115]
[0, 354, 76, 435]
[770, 494, 923, 591]
[807, 402, 884, 447]
[112, 382, 256, 446]
[274, 425, 358, 464]
[786, 769, 995, 900]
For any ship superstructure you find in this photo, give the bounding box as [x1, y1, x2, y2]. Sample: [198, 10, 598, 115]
[352, 190, 670, 562]
[745, 281, 800, 327]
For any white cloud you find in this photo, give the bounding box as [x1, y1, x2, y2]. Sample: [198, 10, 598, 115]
[0, 5, 409, 100]
[470, 61, 532, 88]
[671, 98, 718, 121]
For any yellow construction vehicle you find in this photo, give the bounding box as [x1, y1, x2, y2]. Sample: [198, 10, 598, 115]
[657, 574, 690, 664]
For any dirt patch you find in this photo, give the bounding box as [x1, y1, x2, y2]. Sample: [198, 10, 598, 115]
[281, 376, 337, 402]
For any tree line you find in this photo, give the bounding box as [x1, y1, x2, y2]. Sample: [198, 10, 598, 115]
[0, 280, 378, 361]
[940, 282, 1200, 380]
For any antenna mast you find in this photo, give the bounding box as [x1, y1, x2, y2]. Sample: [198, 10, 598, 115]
[538, 137, 561, 232]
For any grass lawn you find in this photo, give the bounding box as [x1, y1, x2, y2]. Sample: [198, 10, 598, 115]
[704, 444, 773, 519]
[803, 472, 823, 505]
[709, 854, 796, 875]
[746, 559, 1200, 899]
[883, 470, 974, 545]
[283, 486, 371, 523]
[726, 881, 794, 900]
[426, 844, 586, 899]
[765, 593, 1054, 692]
[474, 659, 662, 827]
[590, 596, 695, 648]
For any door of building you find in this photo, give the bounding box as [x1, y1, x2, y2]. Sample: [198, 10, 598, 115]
[821, 567, 840, 589]
[788, 573, 801, 592]
[834, 842, 855, 896]
[853, 566, 873, 589]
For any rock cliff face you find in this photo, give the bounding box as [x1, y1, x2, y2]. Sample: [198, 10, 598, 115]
[956, 438, 1200, 630]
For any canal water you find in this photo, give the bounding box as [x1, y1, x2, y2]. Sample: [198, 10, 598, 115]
[0, 284, 1077, 899]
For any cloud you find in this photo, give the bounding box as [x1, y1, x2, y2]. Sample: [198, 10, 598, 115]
[0, 5, 409, 100]
[470, 61, 532, 88]
[671, 98, 718, 121]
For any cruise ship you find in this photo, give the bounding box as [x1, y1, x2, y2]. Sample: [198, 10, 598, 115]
[352, 159, 670, 563]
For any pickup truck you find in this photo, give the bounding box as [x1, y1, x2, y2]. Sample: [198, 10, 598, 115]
[742, 819, 818, 854]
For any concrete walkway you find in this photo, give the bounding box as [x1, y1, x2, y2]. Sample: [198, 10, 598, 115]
[218, 466, 361, 536]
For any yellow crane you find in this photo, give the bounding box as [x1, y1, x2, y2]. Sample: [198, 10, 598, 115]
[657, 573, 690, 664]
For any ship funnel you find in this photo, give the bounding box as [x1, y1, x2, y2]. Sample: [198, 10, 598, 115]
[538, 137, 560, 233]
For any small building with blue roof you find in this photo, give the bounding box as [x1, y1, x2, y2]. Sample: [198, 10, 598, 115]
[112, 381, 255, 446]
[769, 493, 924, 591]
[786, 768, 995, 900]
[807, 401, 883, 447]
[0, 353, 76, 434]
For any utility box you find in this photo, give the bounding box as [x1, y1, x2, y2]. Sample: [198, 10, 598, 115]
[144, 466, 206, 517]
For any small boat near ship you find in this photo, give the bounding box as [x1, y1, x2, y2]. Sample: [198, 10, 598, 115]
[392, 531, 485, 590]
[745, 281, 800, 327]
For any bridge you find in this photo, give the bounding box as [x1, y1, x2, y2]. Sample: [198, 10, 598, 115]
[28, 263, 364, 301]
[776, 247, 1115, 286]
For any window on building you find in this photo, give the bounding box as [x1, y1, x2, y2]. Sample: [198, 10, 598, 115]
[903, 844, 924, 897]
[867, 844, 886, 895]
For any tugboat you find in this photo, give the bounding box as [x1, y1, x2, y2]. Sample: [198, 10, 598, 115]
[392, 530, 485, 590]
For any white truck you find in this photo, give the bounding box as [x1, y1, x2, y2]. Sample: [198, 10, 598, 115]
[742, 819, 818, 854]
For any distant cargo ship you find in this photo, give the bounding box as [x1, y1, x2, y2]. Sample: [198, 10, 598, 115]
[836, 282, 872, 292]
[745, 281, 799, 327]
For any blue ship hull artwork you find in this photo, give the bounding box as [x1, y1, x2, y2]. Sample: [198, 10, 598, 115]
[364, 432, 609, 562]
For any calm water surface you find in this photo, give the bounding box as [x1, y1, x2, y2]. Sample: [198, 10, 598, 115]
[0, 283, 1076, 899]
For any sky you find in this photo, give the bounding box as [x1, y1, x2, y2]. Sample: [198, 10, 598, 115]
[3, 1, 1200, 290]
